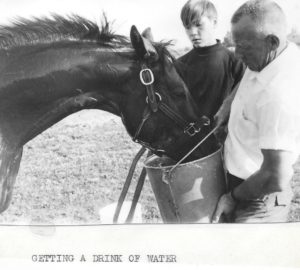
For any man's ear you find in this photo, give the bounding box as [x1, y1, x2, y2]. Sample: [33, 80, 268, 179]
[266, 34, 280, 50]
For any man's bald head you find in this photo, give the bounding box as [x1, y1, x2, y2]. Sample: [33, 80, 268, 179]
[231, 0, 287, 39]
[230, 0, 288, 71]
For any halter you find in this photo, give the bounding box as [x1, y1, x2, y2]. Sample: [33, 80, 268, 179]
[114, 62, 212, 223]
[132, 63, 210, 156]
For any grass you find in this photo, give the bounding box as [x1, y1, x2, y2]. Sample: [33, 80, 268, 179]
[0, 110, 299, 224]
[0, 110, 161, 225]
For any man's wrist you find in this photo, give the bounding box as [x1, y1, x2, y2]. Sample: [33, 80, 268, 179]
[229, 188, 240, 203]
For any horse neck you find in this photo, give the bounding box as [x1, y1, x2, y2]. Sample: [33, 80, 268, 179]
[2, 42, 133, 101]
[0, 42, 136, 148]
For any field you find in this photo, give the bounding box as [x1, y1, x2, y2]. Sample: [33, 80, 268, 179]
[0, 110, 161, 225]
[0, 110, 299, 224]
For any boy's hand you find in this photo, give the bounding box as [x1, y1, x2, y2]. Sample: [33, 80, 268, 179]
[213, 100, 231, 128]
[213, 111, 229, 143]
[213, 86, 236, 128]
[213, 104, 229, 143]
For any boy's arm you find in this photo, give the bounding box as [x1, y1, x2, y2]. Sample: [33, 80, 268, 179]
[214, 82, 239, 126]
[213, 50, 245, 141]
[213, 82, 239, 142]
[213, 52, 245, 139]
[231, 54, 245, 90]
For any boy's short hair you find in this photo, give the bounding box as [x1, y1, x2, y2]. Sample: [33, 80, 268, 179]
[181, 0, 218, 28]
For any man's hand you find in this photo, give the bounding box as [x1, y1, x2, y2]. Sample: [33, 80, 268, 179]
[211, 193, 237, 223]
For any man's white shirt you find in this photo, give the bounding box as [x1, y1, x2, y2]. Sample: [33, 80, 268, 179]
[224, 42, 300, 180]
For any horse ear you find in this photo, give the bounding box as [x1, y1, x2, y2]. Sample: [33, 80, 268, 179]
[130, 25, 158, 61]
[130, 25, 147, 58]
[142, 27, 154, 42]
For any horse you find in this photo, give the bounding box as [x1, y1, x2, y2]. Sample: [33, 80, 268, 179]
[0, 15, 217, 214]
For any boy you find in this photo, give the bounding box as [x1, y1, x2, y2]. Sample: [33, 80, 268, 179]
[176, 0, 245, 124]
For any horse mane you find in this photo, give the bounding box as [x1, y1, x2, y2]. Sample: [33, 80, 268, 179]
[0, 14, 130, 49]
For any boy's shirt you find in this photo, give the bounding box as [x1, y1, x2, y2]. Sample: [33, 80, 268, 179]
[175, 40, 245, 120]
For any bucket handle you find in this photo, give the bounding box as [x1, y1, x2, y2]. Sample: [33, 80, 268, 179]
[168, 126, 219, 177]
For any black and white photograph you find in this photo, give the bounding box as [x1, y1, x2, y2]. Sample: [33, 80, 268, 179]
[0, 0, 300, 268]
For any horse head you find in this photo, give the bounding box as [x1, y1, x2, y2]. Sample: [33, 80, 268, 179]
[120, 26, 217, 161]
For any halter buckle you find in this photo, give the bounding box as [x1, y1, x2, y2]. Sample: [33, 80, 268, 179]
[184, 123, 201, 137]
[140, 69, 154, 85]
[146, 92, 162, 104]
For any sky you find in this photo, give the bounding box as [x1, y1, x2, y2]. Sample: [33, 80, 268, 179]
[0, 0, 299, 48]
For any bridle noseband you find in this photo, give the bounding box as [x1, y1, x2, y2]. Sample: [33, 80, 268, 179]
[132, 62, 210, 156]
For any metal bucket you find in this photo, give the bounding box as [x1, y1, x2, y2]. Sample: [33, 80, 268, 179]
[144, 147, 226, 223]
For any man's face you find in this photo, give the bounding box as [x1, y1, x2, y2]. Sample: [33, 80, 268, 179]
[232, 16, 271, 72]
[185, 16, 216, 48]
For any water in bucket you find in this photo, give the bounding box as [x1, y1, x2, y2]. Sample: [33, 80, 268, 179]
[144, 147, 227, 223]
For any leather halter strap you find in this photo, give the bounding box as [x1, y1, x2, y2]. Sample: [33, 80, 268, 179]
[140, 64, 158, 112]
[133, 63, 210, 155]
[158, 102, 209, 136]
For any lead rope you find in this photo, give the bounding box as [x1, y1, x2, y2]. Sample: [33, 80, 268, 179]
[113, 146, 147, 223]
[125, 167, 147, 223]
[125, 150, 152, 223]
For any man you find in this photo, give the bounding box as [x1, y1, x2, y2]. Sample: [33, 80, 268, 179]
[212, 0, 300, 223]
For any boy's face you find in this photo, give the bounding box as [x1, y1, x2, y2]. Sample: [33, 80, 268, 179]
[185, 16, 217, 48]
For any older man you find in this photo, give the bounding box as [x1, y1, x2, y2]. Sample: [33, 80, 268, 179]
[212, 0, 300, 223]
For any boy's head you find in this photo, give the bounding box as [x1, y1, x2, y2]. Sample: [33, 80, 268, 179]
[181, 0, 218, 48]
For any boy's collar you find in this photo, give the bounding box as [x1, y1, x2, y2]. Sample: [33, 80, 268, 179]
[193, 39, 221, 54]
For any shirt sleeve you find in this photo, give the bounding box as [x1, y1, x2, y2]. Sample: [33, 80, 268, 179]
[258, 99, 299, 152]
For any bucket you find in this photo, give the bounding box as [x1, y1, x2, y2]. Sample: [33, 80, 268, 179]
[144, 147, 226, 223]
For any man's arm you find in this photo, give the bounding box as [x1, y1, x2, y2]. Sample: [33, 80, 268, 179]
[212, 149, 295, 223]
[232, 149, 294, 200]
